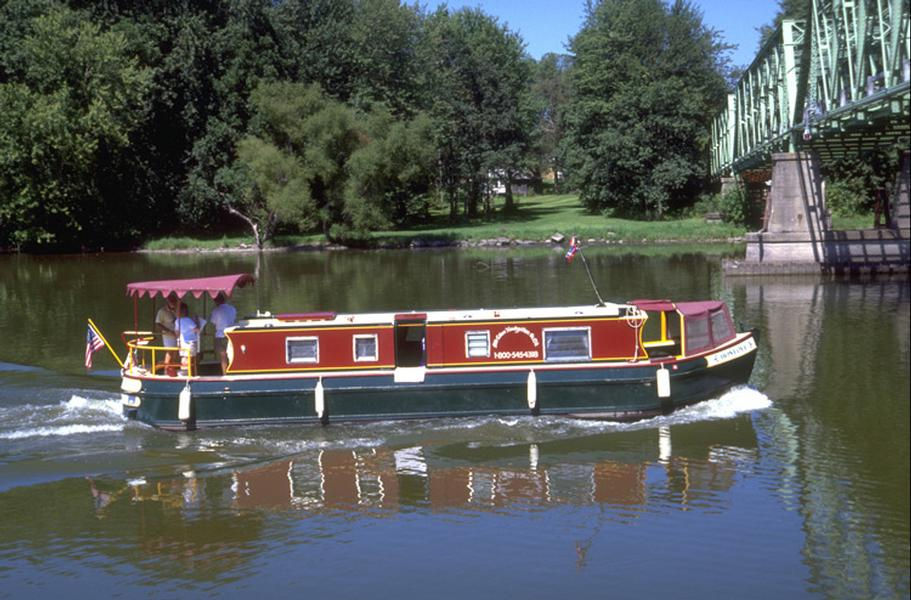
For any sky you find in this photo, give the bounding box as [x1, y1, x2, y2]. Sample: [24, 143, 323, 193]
[423, 0, 780, 68]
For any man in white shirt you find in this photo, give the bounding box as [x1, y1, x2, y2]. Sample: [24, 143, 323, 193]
[209, 292, 237, 374]
[175, 304, 206, 376]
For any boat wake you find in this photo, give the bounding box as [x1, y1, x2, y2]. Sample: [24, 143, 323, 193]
[435, 386, 770, 437]
[329, 386, 772, 446]
[526, 386, 771, 435]
[0, 393, 126, 441]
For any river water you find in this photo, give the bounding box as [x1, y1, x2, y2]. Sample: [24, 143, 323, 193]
[0, 248, 908, 599]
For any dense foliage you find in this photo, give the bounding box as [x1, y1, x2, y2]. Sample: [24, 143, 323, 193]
[0, 0, 735, 250]
[562, 0, 730, 219]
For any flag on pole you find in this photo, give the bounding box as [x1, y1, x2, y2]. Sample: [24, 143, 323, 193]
[565, 236, 579, 263]
[85, 324, 104, 368]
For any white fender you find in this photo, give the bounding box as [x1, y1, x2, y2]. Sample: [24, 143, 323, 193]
[178, 384, 192, 421]
[656, 366, 671, 398]
[314, 378, 325, 419]
[527, 369, 537, 410]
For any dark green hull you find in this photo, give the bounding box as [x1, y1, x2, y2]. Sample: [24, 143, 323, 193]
[123, 342, 757, 430]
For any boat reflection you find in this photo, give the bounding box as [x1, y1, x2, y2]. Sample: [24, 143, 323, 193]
[65, 418, 762, 581]
[218, 421, 757, 514]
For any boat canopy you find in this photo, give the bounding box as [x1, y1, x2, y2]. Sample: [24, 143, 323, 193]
[630, 299, 725, 315]
[629, 299, 674, 312]
[631, 299, 734, 355]
[126, 274, 255, 299]
[675, 300, 725, 316]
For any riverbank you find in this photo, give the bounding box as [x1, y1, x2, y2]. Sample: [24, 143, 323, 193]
[141, 193, 876, 252]
[143, 194, 748, 252]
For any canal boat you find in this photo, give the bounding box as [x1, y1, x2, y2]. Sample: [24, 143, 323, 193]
[98, 273, 758, 430]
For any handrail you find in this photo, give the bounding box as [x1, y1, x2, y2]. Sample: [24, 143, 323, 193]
[125, 334, 192, 377]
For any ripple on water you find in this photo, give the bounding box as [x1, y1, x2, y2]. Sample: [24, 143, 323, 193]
[0, 393, 126, 441]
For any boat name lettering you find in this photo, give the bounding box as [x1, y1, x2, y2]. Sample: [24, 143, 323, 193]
[705, 337, 756, 367]
[493, 350, 540, 360]
[492, 326, 540, 349]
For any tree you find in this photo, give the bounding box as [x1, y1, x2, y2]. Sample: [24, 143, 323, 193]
[564, 0, 730, 219]
[0, 6, 151, 248]
[181, 0, 286, 230]
[422, 8, 534, 219]
[229, 82, 365, 247]
[531, 53, 573, 192]
[348, 0, 426, 116]
[345, 109, 437, 229]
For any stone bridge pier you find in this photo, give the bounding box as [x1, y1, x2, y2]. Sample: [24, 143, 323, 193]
[726, 151, 909, 275]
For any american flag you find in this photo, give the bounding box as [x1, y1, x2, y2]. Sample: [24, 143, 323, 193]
[85, 324, 104, 368]
[565, 236, 579, 263]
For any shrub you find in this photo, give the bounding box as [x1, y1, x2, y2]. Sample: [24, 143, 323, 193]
[825, 179, 868, 217]
[688, 193, 721, 217]
[719, 188, 748, 226]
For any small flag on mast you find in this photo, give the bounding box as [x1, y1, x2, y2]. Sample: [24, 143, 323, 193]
[85, 324, 104, 369]
[565, 236, 579, 263]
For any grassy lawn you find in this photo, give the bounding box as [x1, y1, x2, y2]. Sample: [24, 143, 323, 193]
[143, 194, 748, 250]
[829, 212, 876, 230]
[371, 194, 746, 244]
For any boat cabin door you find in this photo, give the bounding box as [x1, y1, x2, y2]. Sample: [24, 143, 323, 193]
[394, 314, 426, 382]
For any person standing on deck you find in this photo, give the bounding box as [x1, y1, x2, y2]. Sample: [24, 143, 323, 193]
[155, 292, 180, 375]
[209, 292, 236, 374]
[175, 304, 206, 376]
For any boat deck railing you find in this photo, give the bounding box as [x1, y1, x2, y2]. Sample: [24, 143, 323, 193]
[123, 331, 195, 377]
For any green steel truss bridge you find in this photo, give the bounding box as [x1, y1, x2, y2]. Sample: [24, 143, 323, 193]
[711, 0, 910, 176]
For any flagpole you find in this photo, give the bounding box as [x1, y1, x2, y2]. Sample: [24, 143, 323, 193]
[88, 318, 125, 369]
[566, 236, 605, 306]
[577, 248, 606, 306]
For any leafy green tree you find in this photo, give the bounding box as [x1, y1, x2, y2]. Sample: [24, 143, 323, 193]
[180, 0, 286, 229]
[345, 109, 437, 228]
[422, 8, 533, 219]
[0, 6, 151, 248]
[229, 82, 365, 247]
[564, 0, 729, 219]
[532, 53, 573, 192]
[348, 0, 426, 115]
[272, 0, 359, 101]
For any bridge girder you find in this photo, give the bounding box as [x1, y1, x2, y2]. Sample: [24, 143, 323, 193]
[711, 0, 910, 177]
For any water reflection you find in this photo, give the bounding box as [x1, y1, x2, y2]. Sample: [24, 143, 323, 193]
[728, 275, 910, 598]
[78, 417, 757, 522]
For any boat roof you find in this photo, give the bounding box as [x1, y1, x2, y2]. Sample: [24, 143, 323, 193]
[126, 273, 255, 299]
[241, 303, 627, 327]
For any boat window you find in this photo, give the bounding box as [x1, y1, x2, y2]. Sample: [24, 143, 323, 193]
[287, 337, 319, 364]
[684, 315, 711, 354]
[465, 331, 490, 358]
[354, 334, 378, 362]
[544, 328, 591, 361]
[710, 309, 734, 344]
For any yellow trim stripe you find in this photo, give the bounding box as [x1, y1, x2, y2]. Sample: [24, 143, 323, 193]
[427, 354, 643, 368]
[435, 316, 634, 327]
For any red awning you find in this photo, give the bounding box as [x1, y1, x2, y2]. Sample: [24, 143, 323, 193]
[126, 274, 255, 299]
